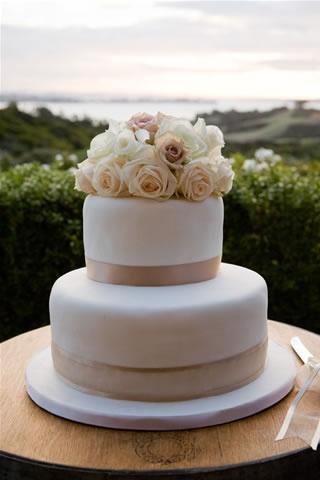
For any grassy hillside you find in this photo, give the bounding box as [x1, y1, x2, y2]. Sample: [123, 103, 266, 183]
[0, 103, 319, 170]
[0, 103, 107, 168]
[198, 107, 320, 161]
[199, 107, 320, 141]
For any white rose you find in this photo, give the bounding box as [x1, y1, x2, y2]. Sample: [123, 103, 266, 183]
[107, 118, 127, 134]
[206, 125, 224, 150]
[87, 131, 115, 161]
[211, 156, 234, 194]
[113, 128, 141, 157]
[74, 159, 96, 194]
[123, 150, 177, 200]
[193, 118, 224, 153]
[178, 158, 215, 202]
[92, 155, 127, 197]
[135, 128, 150, 143]
[156, 118, 207, 160]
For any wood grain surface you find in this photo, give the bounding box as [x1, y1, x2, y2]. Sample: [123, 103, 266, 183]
[1, 320, 319, 479]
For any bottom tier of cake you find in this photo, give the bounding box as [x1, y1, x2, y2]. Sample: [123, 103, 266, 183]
[50, 264, 268, 401]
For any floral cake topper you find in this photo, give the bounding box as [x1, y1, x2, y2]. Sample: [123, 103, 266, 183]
[74, 112, 234, 201]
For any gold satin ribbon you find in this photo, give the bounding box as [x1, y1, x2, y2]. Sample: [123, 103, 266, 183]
[52, 337, 268, 402]
[85, 255, 221, 286]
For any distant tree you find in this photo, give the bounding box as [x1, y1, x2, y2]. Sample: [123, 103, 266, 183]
[36, 107, 54, 119]
[294, 100, 308, 110]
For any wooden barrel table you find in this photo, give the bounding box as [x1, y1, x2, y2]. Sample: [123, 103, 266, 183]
[1, 320, 319, 479]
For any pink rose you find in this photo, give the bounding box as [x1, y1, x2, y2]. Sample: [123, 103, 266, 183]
[155, 133, 187, 170]
[127, 112, 159, 136]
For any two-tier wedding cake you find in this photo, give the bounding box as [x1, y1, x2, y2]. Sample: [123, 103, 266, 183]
[26, 112, 296, 429]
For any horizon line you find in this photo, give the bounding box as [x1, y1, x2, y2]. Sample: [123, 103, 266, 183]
[1, 93, 320, 104]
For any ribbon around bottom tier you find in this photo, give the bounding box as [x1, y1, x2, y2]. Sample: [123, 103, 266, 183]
[51, 337, 268, 402]
[85, 255, 221, 286]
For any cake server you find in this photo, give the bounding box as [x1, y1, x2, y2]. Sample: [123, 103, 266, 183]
[290, 336, 314, 364]
[276, 335, 320, 450]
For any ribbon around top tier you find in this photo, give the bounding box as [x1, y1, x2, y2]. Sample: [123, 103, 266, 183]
[85, 255, 221, 286]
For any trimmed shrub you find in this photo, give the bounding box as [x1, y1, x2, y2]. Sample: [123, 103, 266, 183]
[223, 164, 320, 334]
[0, 164, 84, 340]
[0, 162, 319, 341]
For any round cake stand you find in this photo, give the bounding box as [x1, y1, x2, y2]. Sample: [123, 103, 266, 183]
[25, 340, 296, 431]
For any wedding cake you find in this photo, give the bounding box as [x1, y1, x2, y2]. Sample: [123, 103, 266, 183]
[49, 112, 268, 402]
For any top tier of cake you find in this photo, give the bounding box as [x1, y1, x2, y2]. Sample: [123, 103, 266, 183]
[76, 112, 233, 284]
[83, 195, 223, 267]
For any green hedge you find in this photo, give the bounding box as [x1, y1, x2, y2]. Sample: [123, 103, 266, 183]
[1, 162, 319, 341]
[223, 164, 320, 334]
[0, 164, 84, 341]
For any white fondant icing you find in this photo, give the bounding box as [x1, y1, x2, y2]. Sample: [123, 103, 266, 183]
[83, 195, 223, 266]
[50, 264, 268, 370]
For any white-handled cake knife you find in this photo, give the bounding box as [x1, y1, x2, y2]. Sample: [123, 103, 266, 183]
[290, 336, 314, 364]
[276, 335, 320, 450]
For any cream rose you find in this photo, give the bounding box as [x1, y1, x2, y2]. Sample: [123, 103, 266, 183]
[178, 158, 215, 202]
[123, 152, 177, 200]
[91, 156, 127, 197]
[156, 118, 207, 160]
[155, 133, 187, 170]
[74, 159, 96, 194]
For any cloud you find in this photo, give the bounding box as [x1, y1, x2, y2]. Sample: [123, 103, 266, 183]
[2, 0, 320, 99]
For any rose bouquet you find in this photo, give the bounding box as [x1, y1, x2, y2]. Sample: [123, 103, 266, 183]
[74, 112, 234, 201]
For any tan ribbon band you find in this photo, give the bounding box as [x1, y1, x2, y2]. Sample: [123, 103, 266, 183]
[85, 255, 221, 286]
[52, 337, 268, 402]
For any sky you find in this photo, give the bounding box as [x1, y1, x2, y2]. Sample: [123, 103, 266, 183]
[1, 0, 320, 100]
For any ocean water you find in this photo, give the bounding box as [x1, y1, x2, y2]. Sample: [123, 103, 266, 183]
[2, 99, 318, 122]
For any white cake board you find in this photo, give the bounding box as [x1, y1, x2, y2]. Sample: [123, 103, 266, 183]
[25, 341, 296, 431]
